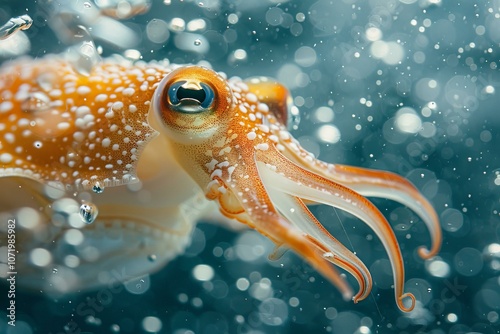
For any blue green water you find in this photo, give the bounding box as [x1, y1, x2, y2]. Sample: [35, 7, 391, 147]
[1, 0, 499, 333]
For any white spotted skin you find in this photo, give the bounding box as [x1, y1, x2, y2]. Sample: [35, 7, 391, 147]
[0, 56, 168, 190]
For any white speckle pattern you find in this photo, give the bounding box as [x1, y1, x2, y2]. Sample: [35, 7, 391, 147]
[57, 122, 70, 130]
[0, 153, 13, 163]
[102, 138, 111, 147]
[0, 101, 13, 113]
[255, 143, 269, 151]
[0, 56, 165, 190]
[247, 132, 256, 140]
[122, 88, 135, 96]
[245, 93, 258, 102]
[95, 94, 108, 102]
[76, 86, 91, 95]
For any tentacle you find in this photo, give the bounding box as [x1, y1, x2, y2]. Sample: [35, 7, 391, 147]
[324, 164, 441, 259]
[207, 162, 354, 302]
[228, 208, 355, 302]
[281, 140, 441, 259]
[266, 187, 373, 302]
[256, 145, 415, 312]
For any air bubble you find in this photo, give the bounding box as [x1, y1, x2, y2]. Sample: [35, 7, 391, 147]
[294, 46, 317, 67]
[265, 7, 284, 26]
[146, 19, 170, 44]
[370, 40, 405, 65]
[147, 254, 157, 262]
[124, 275, 151, 294]
[259, 298, 288, 326]
[124, 49, 142, 60]
[174, 33, 208, 53]
[229, 49, 247, 64]
[425, 258, 450, 278]
[454, 247, 483, 276]
[66, 25, 101, 76]
[30, 248, 52, 267]
[484, 85, 495, 94]
[192, 264, 214, 281]
[22, 92, 51, 112]
[79, 201, 99, 224]
[395, 107, 422, 134]
[289, 106, 301, 130]
[187, 18, 206, 32]
[228, 13, 239, 24]
[317, 124, 341, 144]
[296, 12, 305, 22]
[92, 182, 104, 194]
[169, 17, 185, 32]
[142, 316, 162, 333]
[365, 27, 382, 41]
[0, 15, 32, 40]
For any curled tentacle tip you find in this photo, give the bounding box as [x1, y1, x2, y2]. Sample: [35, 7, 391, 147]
[353, 290, 369, 304]
[352, 285, 370, 304]
[417, 245, 438, 260]
[398, 292, 416, 312]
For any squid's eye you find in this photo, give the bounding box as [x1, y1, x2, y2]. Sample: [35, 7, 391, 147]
[167, 81, 215, 112]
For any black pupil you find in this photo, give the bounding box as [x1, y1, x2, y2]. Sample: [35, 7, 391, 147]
[177, 86, 206, 104]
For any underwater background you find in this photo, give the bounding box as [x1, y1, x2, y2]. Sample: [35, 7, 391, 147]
[0, 0, 499, 333]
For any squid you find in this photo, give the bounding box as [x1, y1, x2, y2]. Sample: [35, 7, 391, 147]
[0, 55, 441, 312]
